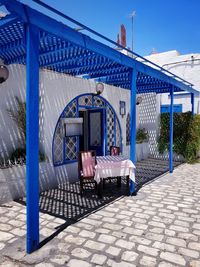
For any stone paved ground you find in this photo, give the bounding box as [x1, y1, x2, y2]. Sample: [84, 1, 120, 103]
[0, 163, 200, 267]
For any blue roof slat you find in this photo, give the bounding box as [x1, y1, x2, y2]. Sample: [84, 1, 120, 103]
[0, 0, 198, 96]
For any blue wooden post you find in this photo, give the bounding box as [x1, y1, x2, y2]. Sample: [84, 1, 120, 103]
[26, 24, 40, 253]
[169, 85, 174, 173]
[130, 69, 137, 194]
[191, 93, 194, 116]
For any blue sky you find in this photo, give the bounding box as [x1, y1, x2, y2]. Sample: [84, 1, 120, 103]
[13, 0, 200, 56]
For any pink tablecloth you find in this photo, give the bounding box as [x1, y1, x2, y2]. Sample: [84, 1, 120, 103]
[94, 156, 136, 184]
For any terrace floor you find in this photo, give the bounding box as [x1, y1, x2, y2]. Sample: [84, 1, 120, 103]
[0, 162, 200, 266]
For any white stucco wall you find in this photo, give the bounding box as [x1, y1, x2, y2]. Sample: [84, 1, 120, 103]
[0, 64, 133, 182]
[145, 50, 200, 114]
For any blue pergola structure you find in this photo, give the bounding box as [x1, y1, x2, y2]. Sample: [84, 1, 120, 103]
[0, 0, 199, 253]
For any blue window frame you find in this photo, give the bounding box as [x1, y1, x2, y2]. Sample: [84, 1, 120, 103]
[161, 104, 182, 113]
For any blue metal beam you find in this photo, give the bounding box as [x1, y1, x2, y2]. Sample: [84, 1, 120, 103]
[1, 0, 198, 95]
[85, 67, 129, 79]
[191, 93, 195, 115]
[26, 23, 40, 254]
[169, 85, 174, 173]
[130, 68, 137, 195]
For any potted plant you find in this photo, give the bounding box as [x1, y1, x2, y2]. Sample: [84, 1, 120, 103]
[136, 128, 149, 161]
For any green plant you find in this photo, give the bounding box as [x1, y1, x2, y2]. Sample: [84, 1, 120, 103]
[158, 112, 200, 163]
[10, 147, 46, 162]
[185, 115, 200, 163]
[136, 128, 149, 144]
[7, 96, 46, 162]
[10, 147, 26, 161]
[7, 96, 26, 146]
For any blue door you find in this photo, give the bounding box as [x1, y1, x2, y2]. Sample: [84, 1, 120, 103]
[88, 108, 106, 156]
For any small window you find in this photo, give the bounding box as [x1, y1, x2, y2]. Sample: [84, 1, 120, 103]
[161, 104, 182, 113]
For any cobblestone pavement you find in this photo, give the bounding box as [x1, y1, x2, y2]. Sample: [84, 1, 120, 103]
[0, 163, 200, 267]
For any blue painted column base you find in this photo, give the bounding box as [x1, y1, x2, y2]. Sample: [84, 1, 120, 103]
[130, 180, 136, 195]
[169, 85, 174, 173]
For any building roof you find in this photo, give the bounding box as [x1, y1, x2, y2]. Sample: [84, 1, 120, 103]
[0, 0, 199, 95]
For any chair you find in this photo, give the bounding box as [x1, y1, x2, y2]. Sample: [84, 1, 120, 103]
[107, 146, 121, 187]
[78, 150, 97, 197]
[110, 146, 120, 156]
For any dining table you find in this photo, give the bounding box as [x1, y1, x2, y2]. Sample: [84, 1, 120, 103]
[94, 155, 136, 197]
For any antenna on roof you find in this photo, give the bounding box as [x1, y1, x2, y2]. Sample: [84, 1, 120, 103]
[150, 48, 158, 55]
[129, 10, 136, 51]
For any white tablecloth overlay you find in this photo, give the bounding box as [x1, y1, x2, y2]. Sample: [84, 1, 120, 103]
[94, 156, 136, 184]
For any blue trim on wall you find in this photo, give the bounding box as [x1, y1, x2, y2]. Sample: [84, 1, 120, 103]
[161, 104, 182, 113]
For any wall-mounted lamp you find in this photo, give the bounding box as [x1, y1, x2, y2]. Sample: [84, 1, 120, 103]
[0, 65, 9, 84]
[96, 82, 104, 95]
[120, 101, 126, 117]
[136, 96, 142, 105]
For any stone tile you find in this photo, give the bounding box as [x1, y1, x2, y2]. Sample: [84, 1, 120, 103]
[98, 234, 116, 244]
[65, 226, 81, 234]
[0, 231, 14, 241]
[95, 228, 110, 234]
[152, 241, 176, 252]
[169, 225, 189, 232]
[35, 263, 54, 267]
[137, 245, 159, 256]
[84, 240, 105, 251]
[107, 259, 136, 267]
[158, 261, 178, 267]
[188, 242, 200, 251]
[79, 230, 96, 239]
[71, 248, 91, 259]
[140, 255, 157, 267]
[160, 252, 186, 266]
[129, 235, 151, 245]
[144, 233, 164, 242]
[91, 254, 107, 265]
[123, 227, 144, 236]
[50, 255, 70, 265]
[166, 237, 186, 247]
[67, 259, 92, 267]
[178, 247, 199, 259]
[121, 251, 138, 262]
[115, 239, 135, 250]
[189, 260, 200, 267]
[64, 234, 86, 245]
[106, 246, 121, 256]
[103, 223, 123, 231]
[177, 232, 198, 241]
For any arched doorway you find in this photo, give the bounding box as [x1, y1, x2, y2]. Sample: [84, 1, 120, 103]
[52, 93, 122, 166]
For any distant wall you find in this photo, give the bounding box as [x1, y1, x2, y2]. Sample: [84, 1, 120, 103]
[146, 51, 200, 114]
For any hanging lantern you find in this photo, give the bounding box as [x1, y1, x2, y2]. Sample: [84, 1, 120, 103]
[0, 65, 9, 84]
[95, 82, 104, 95]
[136, 96, 142, 105]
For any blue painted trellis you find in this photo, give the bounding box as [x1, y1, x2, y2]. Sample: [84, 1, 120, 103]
[0, 0, 199, 253]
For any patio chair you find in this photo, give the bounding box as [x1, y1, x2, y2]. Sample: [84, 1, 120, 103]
[78, 150, 97, 197]
[110, 146, 120, 156]
[107, 146, 121, 187]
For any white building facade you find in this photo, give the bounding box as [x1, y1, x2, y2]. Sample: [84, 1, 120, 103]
[0, 63, 156, 200]
[145, 50, 200, 114]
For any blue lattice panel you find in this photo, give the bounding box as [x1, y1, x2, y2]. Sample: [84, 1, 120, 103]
[106, 105, 115, 152]
[65, 136, 78, 161]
